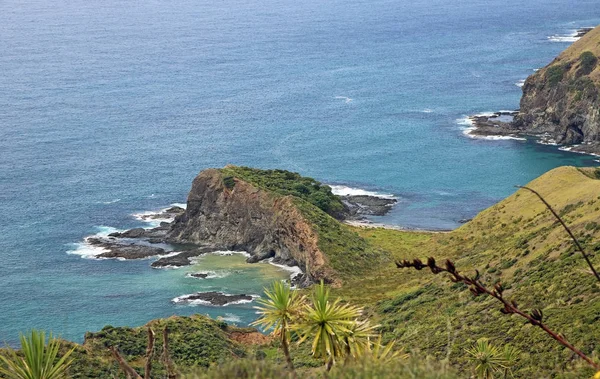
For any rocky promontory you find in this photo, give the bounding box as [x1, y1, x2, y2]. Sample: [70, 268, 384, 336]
[467, 25, 600, 154]
[76, 166, 390, 287]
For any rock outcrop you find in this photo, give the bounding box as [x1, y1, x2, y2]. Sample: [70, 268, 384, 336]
[167, 168, 337, 285]
[512, 25, 600, 150]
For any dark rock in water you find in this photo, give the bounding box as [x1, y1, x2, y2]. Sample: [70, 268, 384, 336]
[576, 27, 595, 38]
[189, 273, 209, 279]
[138, 206, 185, 221]
[458, 218, 472, 224]
[87, 238, 166, 260]
[173, 291, 253, 306]
[342, 195, 397, 218]
[291, 273, 311, 288]
[151, 247, 219, 268]
[120, 228, 147, 238]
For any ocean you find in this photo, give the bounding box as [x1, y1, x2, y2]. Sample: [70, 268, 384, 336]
[1, 0, 599, 344]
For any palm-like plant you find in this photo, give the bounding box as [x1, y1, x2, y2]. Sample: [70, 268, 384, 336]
[465, 338, 506, 379]
[500, 344, 520, 378]
[343, 319, 379, 362]
[365, 335, 409, 363]
[0, 330, 75, 379]
[252, 281, 305, 373]
[295, 281, 363, 370]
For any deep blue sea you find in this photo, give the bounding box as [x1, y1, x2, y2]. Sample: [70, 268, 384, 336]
[1, 0, 600, 345]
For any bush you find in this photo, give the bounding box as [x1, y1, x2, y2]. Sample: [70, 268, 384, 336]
[219, 166, 345, 217]
[579, 51, 597, 75]
[547, 65, 565, 86]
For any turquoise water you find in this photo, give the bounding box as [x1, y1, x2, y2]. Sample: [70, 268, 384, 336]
[1, 0, 600, 344]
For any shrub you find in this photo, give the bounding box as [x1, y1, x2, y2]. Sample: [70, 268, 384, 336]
[547, 65, 565, 86]
[579, 51, 598, 75]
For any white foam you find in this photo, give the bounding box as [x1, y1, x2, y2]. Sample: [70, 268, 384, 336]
[334, 96, 353, 103]
[515, 79, 525, 88]
[547, 28, 592, 43]
[457, 114, 525, 141]
[220, 313, 242, 323]
[132, 203, 186, 227]
[96, 199, 121, 205]
[421, 108, 433, 113]
[329, 185, 396, 199]
[172, 293, 259, 307]
[468, 134, 527, 141]
[264, 258, 303, 279]
[558, 145, 600, 157]
[66, 226, 122, 258]
[209, 250, 251, 258]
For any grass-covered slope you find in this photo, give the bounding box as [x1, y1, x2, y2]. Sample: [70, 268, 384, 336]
[336, 166, 600, 378]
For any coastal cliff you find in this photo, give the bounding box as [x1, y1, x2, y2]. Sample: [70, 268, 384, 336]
[513, 26, 600, 150]
[166, 166, 387, 285]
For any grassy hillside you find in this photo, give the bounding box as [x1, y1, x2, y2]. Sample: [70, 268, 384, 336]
[549, 26, 600, 83]
[335, 166, 600, 378]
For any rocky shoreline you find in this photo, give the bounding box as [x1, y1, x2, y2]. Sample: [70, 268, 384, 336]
[73, 184, 399, 288]
[464, 111, 600, 156]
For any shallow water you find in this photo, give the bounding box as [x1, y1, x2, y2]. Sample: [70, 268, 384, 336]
[1, 0, 599, 344]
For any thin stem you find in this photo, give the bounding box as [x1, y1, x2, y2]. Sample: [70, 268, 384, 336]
[144, 328, 155, 379]
[161, 327, 178, 379]
[109, 346, 143, 379]
[516, 185, 600, 283]
[396, 258, 600, 370]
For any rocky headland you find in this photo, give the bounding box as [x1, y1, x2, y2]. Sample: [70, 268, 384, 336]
[78, 166, 393, 287]
[466, 25, 600, 154]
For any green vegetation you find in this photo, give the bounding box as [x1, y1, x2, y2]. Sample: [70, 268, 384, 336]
[252, 281, 306, 373]
[6, 165, 600, 378]
[0, 330, 74, 379]
[220, 165, 388, 279]
[292, 198, 388, 278]
[465, 339, 519, 379]
[333, 166, 600, 378]
[219, 166, 345, 216]
[547, 64, 566, 86]
[184, 357, 457, 378]
[579, 51, 598, 75]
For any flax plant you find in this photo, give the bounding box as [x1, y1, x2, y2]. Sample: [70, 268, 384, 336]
[0, 330, 74, 379]
[295, 281, 364, 371]
[252, 281, 305, 374]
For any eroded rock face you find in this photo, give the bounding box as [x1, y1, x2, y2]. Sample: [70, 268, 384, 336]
[512, 26, 600, 149]
[167, 169, 336, 284]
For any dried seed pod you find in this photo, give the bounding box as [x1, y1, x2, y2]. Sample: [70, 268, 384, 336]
[427, 257, 436, 268]
[445, 260, 456, 273]
[494, 283, 504, 295]
[412, 259, 425, 270]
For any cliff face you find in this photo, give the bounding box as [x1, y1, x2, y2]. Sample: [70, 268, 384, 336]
[167, 168, 336, 284]
[514, 26, 600, 146]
